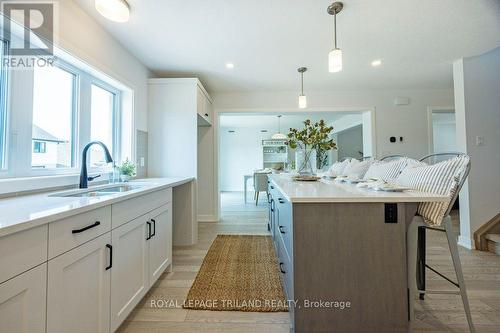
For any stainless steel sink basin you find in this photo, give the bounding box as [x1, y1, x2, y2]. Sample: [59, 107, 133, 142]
[51, 185, 144, 198]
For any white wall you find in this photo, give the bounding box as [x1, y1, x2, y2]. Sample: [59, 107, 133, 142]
[213, 89, 454, 159]
[58, 0, 151, 132]
[453, 47, 500, 249]
[220, 127, 269, 191]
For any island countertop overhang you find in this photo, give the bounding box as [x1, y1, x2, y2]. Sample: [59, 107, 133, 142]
[268, 174, 448, 204]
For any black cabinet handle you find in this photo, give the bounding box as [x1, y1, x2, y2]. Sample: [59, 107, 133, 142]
[72, 221, 100, 234]
[278, 198, 285, 204]
[204, 113, 209, 117]
[151, 219, 156, 237]
[270, 185, 274, 189]
[279, 226, 285, 234]
[105, 244, 113, 270]
[279, 262, 286, 274]
[146, 221, 152, 240]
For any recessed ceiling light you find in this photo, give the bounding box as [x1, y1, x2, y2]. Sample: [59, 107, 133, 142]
[371, 59, 382, 67]
[225, 63, 235, 69]
[95, 0, 130, 23]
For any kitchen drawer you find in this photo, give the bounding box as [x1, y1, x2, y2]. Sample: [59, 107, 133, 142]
[112, 188, 172, 228]
[277, 233, 294, 302]
[48, 206, 111, 259]
[276, 196, 293, 259]
[0, 225, 48, 283]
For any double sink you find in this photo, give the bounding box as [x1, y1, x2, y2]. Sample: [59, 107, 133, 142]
[51, 184, 144, 198]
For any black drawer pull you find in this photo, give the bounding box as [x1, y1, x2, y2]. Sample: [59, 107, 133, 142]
[279, 226, 285, 234]
[146, 221, 152, 240]
[151, 219, 156, 237]
[204, 113, 209, 117]
[105, 244, 113, 270]
[278, 198, 285, 204]
[279, 262, 286, 274]
[270, 185, 274, 189]
[72, 221, 100, 234]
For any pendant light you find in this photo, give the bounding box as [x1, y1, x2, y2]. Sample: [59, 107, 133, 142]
[298, 67, 307, 109]
[95, 0, 130, 23]
[271, 115, 287, 140]
[327, 2, 343, 73]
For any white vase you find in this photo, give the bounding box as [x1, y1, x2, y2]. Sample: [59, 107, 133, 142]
[295, 148, 317, 175]
[120, 174, 131, 182]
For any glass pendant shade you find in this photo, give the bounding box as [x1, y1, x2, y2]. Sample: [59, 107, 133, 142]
[329, 48, 343, 73]
[298, 95, 307, 109]
[95, 0, 130, 22]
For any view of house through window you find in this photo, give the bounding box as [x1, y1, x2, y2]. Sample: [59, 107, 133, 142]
[31, 66, 75, 169]
[90, 84, 115, 167]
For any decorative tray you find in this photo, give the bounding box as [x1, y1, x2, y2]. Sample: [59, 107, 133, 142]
[292, 175, 321, 182]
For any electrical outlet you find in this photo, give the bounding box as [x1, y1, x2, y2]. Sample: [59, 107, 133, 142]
[140, 157, 145, 167]
[475, 136, 484, 146]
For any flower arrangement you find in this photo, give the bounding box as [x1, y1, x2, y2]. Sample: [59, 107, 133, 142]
[287, 119, 337, 173]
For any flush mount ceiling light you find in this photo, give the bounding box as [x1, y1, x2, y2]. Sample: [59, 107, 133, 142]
[298, 67, 307, 109]
[95, 0, 130, 23]
[327, 2, 343, 73]
[225, 63, 235, 69]
[271, 115, 287, 140]
[371, 59, 382, 67]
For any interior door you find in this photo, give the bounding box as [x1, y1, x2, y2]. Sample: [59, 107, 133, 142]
[111, 216, 149, 331]
[431, 111, 457, 154]
[47, 233, 111, 333]
[0, 264, 47, 333]
[148, 203, 173, 285]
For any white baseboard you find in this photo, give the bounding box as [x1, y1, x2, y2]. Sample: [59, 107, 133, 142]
[197, 215, 219, 222]
[458, 235, 474, 250]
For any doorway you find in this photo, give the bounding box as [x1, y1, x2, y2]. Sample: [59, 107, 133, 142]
[428, 107, 457, 154]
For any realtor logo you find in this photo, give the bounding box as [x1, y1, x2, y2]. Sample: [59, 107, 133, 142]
[1, 1, 55, 56]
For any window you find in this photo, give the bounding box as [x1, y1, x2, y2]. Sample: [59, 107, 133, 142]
[33, 141, 47, 153]
[0, 39, 8, 169]
[90, 84, 116, 167]
[31, 65, 76, 169]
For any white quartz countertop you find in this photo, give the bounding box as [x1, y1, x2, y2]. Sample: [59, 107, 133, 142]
[269, 174, 448, 203]
[0, 177, 193, 237]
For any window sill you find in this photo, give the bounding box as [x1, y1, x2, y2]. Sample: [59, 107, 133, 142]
[0, 172, 112, 196]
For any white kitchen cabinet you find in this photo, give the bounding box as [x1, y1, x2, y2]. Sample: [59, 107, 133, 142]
[47, 233, 111, 333]
[110, 216, 149, 332]
[0, 264, 47, 333]
[148, 203, 173, 285]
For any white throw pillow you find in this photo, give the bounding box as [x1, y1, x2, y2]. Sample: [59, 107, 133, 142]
[396, 155, 469, 226]
[363, 158, 409, 181]
[328, 159, 351, 176]
[342, 159, 373, 179]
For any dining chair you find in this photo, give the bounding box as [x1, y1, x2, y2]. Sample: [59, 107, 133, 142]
[253, 172, 269, 205]
[406, 152, 474, 332]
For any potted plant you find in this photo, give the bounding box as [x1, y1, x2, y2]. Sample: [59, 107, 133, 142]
[287, 119, 337, 175]
[118, 158, 136, 182]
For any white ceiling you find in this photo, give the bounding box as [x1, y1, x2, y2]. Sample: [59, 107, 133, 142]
[219, 112, 358, 131]
[75, 0, 500, 93]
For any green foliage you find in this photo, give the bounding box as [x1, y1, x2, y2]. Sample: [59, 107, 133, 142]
[118, 158, 136, 176]
[287, 119, 337, 170]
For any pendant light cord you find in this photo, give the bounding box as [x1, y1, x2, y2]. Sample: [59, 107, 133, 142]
[334, 11, 337, 49]
[301, 72, 304, 95]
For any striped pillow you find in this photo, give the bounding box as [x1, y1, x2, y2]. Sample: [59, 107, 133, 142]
[342, 159, 373, 178]
[395, 155, 469, 226]
[363, 158, 409, 181]
[328, 159, 352, 176]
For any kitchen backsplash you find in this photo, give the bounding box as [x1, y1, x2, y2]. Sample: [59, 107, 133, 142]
[136, 130, 148, 178]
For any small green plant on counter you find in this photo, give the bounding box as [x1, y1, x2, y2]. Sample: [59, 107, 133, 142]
[118, 158, 136, 177]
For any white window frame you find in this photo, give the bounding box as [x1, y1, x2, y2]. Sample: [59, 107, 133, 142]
[0, 38, 10, 172]
[1, 56, 122, 179]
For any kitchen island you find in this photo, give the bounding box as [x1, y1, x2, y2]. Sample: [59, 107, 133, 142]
[267, 174, 447, 333]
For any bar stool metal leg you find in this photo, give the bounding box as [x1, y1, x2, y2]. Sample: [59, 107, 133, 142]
[443, 217, 475, 333]
[417, 226, 426, 300]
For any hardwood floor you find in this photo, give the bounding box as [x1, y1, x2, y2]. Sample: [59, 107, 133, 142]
[117, 192, 500, 333]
